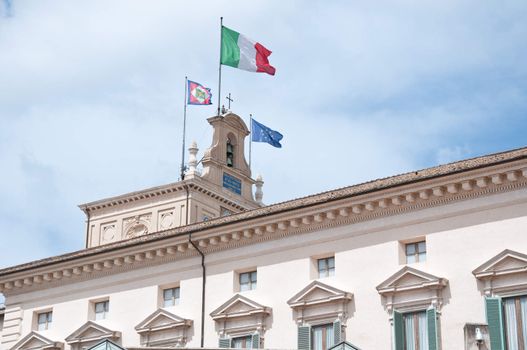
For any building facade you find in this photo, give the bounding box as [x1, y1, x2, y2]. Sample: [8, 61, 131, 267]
[1, 112, 527, 350]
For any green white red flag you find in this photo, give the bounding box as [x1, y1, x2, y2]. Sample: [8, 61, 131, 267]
[221, 26, 276, 76]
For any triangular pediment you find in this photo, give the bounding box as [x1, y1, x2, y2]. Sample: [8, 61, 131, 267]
[376, 266, 447, 295]
[65, 321, 121, 344]
[135, 309, 192, 332]
[329, 340, 362, 350]
[210, 294, 270, 319]
[473, 250, 527, 278]
[86, 339, 125, 350]
[288, 281, 352, 308]
[11, 332, 63, 350]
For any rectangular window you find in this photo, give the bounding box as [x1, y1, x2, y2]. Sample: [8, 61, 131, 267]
[503, 295, 527, 349]
[403, 311, 428, 350]
[317, 257, 335, 278]
[231, 335, 252, 349]
[94, 301, 109, 320]
[240, 271, 257, 291]
[37, 311, 52, 331]
[311, 324, 334, 350]
[163, 287, 180, 307]
[405, 241, 426, 264]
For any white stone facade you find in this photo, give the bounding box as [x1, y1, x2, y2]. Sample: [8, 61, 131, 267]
[1, 114, 527, 350]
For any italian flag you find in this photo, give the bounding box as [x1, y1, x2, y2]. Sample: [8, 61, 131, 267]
[221, 26, 276, 76]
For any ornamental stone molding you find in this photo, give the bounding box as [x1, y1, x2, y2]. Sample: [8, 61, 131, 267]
[1, 155, 527, 295]
[210, 294, 271, 337]
[288, 280, 352, 325]
[65, 321, 121, 350]
[472, 249, 527, 296]
[134, 309, 192, 347]
[10, 331, 63, 350]
[376, 266, 448, 313]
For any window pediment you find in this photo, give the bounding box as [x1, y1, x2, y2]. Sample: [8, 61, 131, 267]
[210, 294, 271, 338]
[473, 249, 527, 296]
[134, 309, 192, 347]
[11, 331, 63, 350]
[65, 321, 121, 345]
[135, 309, 192, 332]
[288, 281, 352, 325]
[473, 249, 527, 279]
[288, 281, 353, 309]
[376, 266, 447, 295]
[210, 294, 270, 321]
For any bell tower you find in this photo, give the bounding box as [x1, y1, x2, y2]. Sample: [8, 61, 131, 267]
[200, 112, 255, 203]
[80, 111, 262, 248]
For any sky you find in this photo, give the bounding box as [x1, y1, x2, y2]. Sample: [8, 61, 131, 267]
[1, 0, 527, 275]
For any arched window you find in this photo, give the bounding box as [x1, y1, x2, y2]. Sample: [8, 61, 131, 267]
[226, 139, 234, 167]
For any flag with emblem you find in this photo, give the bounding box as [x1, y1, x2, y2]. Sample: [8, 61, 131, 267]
[187, 80, 212, 105]
[251, 118, 283, 148]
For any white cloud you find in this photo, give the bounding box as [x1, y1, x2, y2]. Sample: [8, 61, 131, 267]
[1, 0, 527, 267]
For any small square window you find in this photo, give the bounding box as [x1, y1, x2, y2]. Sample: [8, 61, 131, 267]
[317, 257, 335, 278]
[37, 311, 52, 331]
[405, 241, 426, 264]
[94, 300, 109, 320]
[240, 271, 257, 291]
[163, 287, 180, 307]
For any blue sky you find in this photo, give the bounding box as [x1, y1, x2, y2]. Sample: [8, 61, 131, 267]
[1, 0, 527, 275]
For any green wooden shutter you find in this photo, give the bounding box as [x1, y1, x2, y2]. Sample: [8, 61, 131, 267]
[219, 337, 231, 348]
[251, 333, 260, 349]
[333, 320, 341, 344]
[298, 325, 311, 350]
[427, 307, 439, 350]
[393, 311, 404, 350]
[486, 297, 505, 350]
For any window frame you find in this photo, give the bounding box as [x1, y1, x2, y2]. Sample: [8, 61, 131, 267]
[162, 287, 181, 307]
[36, 311, 52, 331]
[231, 335, 252, 349]
[317, 257, 335, 278]
[311, 323, 335, 350]
[402, 311, 428, 350]
[405, 241, 426, 264]
[502, 295, 527, 349]
[94, 300, 109, 320]
[239, 271, 257, 292]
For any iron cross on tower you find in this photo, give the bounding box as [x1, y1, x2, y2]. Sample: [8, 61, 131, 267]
[226, 93, 234, 110]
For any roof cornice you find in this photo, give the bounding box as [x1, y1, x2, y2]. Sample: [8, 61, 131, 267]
[79, 177, 258, 214]
[2, 148, 527, 294]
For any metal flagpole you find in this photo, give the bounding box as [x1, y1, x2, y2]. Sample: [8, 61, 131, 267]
[180, 76, 188, 180]
[249, 114, 252, 170]
[217, 17, 223, 116]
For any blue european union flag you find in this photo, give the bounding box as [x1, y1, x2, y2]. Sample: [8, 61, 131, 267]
[251, 119, 283, 148]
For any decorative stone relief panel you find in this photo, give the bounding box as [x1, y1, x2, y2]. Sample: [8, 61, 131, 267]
[100, 222, 117, 244]
[123, 214, 151, 239]
[158, 209, 175, 230]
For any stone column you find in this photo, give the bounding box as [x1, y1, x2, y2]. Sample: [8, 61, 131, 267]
[255, 175, 264, 205]
[185, 141, 200, 178]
